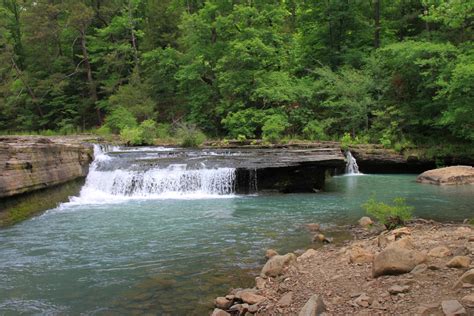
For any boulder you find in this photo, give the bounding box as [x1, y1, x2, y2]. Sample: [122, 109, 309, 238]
[453, 269, 474, 288]
[239, 292, 266, 305]
[373, 246, 427, 277]
[428, 246, 451, 258]
[387, 236, 415, 250]
[211, 308, 231, 316]
[349, 246, 374, 264]
[298, 294, 326, 316]
[358, 216, 373, 228]
[265, 249, 278, 259]
[261, 253, 296, 277]
[441, 300, 466, 316]
[215, 297, 232, 309]
[416, 166, 474, 185]
[446, 256, 471, 269]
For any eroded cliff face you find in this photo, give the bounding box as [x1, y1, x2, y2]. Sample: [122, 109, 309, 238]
[0, 137, 93, 198]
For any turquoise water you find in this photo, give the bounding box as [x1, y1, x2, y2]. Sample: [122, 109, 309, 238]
[0, 174, 472, 314]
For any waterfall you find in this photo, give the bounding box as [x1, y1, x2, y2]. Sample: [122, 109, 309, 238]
[345, 151, 361, 175]
[70, 145, 237, 203]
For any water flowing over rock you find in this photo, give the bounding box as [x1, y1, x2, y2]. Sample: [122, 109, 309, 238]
[345, 151, 360, 175]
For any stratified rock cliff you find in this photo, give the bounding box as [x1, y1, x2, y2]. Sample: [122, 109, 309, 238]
[0, 136, 94, 198]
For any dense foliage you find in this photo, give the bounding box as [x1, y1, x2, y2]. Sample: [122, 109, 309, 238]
[0, 0, 472, 147]
[362, 197, 414, 229]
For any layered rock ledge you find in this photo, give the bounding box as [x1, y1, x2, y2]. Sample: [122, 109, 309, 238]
[0, 136, 94, 198]
[417, 166, 474, 185]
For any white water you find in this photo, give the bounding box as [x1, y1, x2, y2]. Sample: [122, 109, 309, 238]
[345, 151, 361, 175]
[69, 145, 237, 204]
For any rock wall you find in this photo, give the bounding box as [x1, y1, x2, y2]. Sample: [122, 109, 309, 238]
[0, 136, 94, 198]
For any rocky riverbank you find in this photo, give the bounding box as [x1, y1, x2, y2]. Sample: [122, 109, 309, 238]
[212, 220, 474, 315]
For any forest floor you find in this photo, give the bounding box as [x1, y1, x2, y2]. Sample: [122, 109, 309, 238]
[212, 220, 474, 316]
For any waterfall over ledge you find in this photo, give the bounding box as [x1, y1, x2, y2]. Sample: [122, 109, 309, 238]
[70, 145, 237, 203]
[345, 151, 361, 175]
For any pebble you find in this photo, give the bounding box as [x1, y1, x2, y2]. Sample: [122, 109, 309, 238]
[388, 285, 410, 294]
[441, 300, 466, 316]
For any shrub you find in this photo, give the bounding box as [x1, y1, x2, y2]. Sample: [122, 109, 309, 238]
[303, 120, 327, 140]
[103, 107, 137, 134]
[362, 197, 414, 230]
[139, 119, 158, 145]
[221, 108, 266, 139]
[120, 127, 143, 145]
[340, 132, 352, 150]
[176, 123, 206, 147]
[156, 123, 172, 139]
[262, 114, 289, 143]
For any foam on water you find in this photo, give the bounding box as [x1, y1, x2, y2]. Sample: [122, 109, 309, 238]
[67, 145, 237, 204]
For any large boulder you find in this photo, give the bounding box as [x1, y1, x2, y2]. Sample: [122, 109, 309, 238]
[298, 294, 326, 316]
[373, 246, 427, 277]
[416, 166, 474, 185]
[261, 253, 296, 277]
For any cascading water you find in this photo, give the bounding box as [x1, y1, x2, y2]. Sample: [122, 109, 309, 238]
[70, 145, 237, 203]
[345, 151, 361, 175]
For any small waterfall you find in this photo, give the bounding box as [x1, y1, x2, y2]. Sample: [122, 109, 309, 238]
[71, 145, 237, 203]
[345, 151, 361, 175]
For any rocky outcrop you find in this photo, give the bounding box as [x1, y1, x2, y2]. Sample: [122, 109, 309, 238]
[416, 166, 474, 185]
[0, 136, 94, 198]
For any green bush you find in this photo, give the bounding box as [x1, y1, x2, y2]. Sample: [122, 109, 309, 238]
[139, 119, 158, 145]
[120, 127, 143, 145]
[156, 123, 172, 139]
[340, 132, 352, 150]
[303, 120, 327, 140]
[103, 107, 138, 134]
[262, 114, 289, 143]
[362, 197, 414, 230]
[176, 123, 206, 147]
[221, 108, 266, 139]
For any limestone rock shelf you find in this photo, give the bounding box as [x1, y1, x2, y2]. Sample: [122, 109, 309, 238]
[0, 136, 94, 198]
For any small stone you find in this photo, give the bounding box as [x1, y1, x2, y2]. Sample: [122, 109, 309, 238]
[455, 227, 472, 236]
[358, 216, 373, 228]
[428, 264, 441, 270]
[388, 285, 410, 295]
[453, 269, 474, 288]
[354, 293, 372, 307]
[378, 233, 396, 248]
[240, 292, 266, 305]
[313, 234, 326, 242]
[255, 277, 266, 290]
[225, 294, 235, 301]
[261, 253, 296, 277]
[468, 236, 474, 242]
[446, 256, 471, 269]
[415, 303, 439, 316]
[305, 223, 321, 232]
[230, 304, 247, 314]
[349, 246, 374, 264]
[298, 249, 318, 261]
[411, 264, 428, 275]
[392, 227, 411, 238]
[278, 291, 293, 307]
[298, 294, 326, 316]
[428, 246, 451, 258]
[441, 300, 466, 315]
[248, 304, 259, 313]
[265, 249, 278, 259]
[211, 308, 231, 316]
[461, 294, 474, 308]
[215, 297, 232, 309]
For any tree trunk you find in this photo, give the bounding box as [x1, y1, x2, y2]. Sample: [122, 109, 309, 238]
[80, 31, 101, 124]
[374, 0, 381, 49]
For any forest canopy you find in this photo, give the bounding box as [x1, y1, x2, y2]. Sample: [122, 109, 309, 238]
[0, 0, 472, 146]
